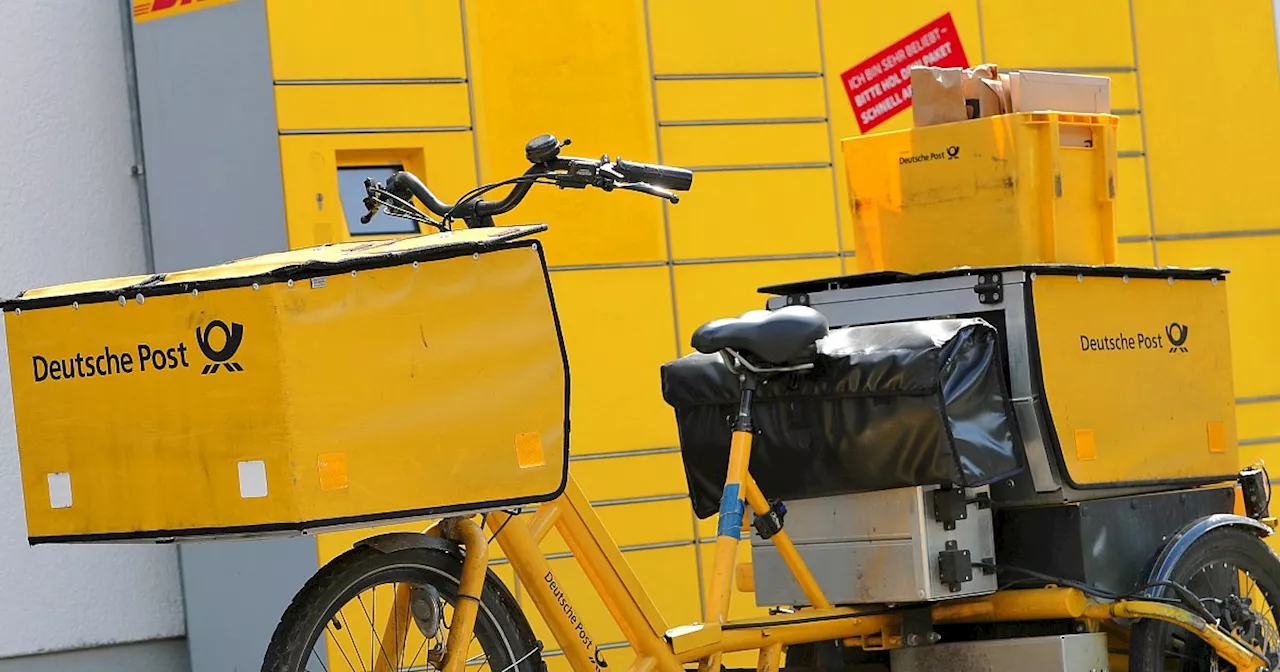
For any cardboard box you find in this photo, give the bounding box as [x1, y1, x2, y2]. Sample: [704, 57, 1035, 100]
[1009, 70, 1111, 114]
[910, 66, 966, 126]
[910, 65, 1110, 128]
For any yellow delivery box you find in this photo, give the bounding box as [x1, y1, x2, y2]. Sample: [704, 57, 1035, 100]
[2, 226, 568, 543]
[844, 112, 1119, 273]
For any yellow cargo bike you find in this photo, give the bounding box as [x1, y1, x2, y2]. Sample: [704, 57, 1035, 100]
[3, 121, 1277, 672]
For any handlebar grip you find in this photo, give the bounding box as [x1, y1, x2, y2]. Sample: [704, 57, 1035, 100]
[614, 158, 693, 192]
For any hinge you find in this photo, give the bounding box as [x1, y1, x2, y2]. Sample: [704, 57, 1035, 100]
[973, 272, 1003, 305]
[933, 487, 991, 531]
[938, 540, 973, 592]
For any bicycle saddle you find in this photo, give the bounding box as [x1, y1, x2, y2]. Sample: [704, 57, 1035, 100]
[691, 306, 829, 365]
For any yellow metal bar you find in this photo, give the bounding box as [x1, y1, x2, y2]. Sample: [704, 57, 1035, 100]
[932, 587, 1088, 623]
[527, 499, 562, 544]
[743, 476, 832, 610]
[757, 642, 783, 672]
[372, 582, 414, 672]
[486, 507, 601, 672]
[702, 428, 755, 672]
[441, 517, 488, 672]
[1085, 600, 1268, 671]
[557, 476, 671, 640]
[627, 655, 658, 672]
[555, 483, 682, 672]
[677, 611, 896, 663]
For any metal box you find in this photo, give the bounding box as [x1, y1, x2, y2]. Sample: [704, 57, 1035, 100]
[2, 226, 569, 543]
[762, 265, 1238, 506]
[750, 484, 997, 606]
[995, 486, 1234, 595]
[890, 633, 1109, 672]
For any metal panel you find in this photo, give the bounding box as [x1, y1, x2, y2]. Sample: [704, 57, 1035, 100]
[890, 633, 1109, 672]
[750, 486, 997, 605]
[995, 486, 1235, 596]
[132, 0, 288, 272]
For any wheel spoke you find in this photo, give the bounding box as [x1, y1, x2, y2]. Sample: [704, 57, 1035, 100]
[357, 592, 396, 671]
[338, 610, 369, 671]
[309, 644, 333, 672]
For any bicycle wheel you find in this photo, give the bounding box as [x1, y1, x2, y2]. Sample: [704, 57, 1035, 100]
[1129, 527, 1280, 671]
[262, 544, 542, 672]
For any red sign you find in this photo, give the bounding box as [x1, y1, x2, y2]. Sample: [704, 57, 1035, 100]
[133, 0, 239, 23]
[841, 14, 970, 133]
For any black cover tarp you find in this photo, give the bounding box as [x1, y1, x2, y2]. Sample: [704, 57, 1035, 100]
[660, 318, 1023, 519]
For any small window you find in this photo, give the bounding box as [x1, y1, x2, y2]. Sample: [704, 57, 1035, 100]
[338, 165, 419, 236]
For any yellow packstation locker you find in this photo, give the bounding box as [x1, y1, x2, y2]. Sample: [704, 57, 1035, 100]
[3, 226, 568, 543]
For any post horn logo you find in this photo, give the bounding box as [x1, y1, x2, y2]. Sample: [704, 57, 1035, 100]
[195, 320, 245, 374]
[1166, 322, 1189, 353]
[946, 145, 960, 159]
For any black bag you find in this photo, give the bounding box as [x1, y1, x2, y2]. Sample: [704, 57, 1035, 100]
[660, 318, 1023, 519]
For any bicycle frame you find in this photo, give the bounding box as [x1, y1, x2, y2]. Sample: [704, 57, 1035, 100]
[383, 424, 1271, 672]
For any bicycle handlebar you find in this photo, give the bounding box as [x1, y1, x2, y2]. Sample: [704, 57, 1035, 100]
[366, 134, 692, 230]
[613, 158, 693, 192]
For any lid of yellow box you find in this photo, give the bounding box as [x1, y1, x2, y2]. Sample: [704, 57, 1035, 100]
[759, 263, 1229, 296]
[3, 225, 546, 311]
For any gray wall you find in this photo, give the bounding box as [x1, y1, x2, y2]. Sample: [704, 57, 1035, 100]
[0, 639, 188, 672]
[132, 0, 289, 273]
[0, 0, 186, 660]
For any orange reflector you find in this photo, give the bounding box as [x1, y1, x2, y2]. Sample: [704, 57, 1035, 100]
[516, 432, 546, 469]
[1075, 429, 1097, 461]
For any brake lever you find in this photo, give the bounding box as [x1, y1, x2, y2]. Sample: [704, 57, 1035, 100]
[619, 182, 679, 204]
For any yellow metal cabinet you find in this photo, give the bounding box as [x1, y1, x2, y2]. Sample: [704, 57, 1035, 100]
[274, 84, 471, 133]
[1115, 240, 1156, 267]
[979, 0, 1135, 67]
[1133, 0, 1280, 235]
[571, 452, 689, 503]
[655, 79, 827, 123]
[465, 0, 665, 268]
[660, 123, 830, 169]
[548, 267, 679, 455]
[1238, 402, 1280, 444]
[1116, 158, 1153, 239]
[646, 0, 822, 75]
[667, 168, 839, 260]
[265, 0, 467, 81]
[673, 258, 843, 353]
[536, 499, 693, 555]
[278, 131, 477, 249]
[1158, 236, 1280, 400]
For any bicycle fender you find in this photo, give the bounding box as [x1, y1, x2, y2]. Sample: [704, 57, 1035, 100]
[355, 531, 462, 559]
[1144, 513, 1272, 596]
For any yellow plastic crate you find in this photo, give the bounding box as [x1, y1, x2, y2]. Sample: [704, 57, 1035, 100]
[2, 226, 568, 543]
[844, 112, 1119, 273]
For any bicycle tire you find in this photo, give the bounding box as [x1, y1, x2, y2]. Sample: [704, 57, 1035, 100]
[261, 544, 542, 672]
[1128, 527, 1280, 671]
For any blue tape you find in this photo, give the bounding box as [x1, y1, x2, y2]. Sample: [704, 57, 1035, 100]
[716, 483, 744, 539]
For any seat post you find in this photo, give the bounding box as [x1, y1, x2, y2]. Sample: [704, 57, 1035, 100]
[700, 372, 759, 672]
[733, 372, 758, 433]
